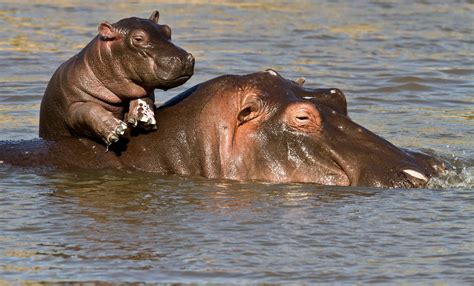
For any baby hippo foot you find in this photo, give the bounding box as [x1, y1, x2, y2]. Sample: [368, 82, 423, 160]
[104, 119, 127, 146]
[126, 98, 157, 130]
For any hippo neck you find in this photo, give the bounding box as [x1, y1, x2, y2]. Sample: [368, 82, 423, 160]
[160, 82, 241, 179]
[83, 37, 150, 99]
[119, 84, 227, 177]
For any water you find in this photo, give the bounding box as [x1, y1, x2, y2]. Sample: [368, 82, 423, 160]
[0, 0, 473, 284]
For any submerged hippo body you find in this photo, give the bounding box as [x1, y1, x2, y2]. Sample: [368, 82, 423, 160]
[1, 71, 445, 188]
[39, 11, 194, 146]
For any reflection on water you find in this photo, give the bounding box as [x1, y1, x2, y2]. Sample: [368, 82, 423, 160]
[1, 167, 473, 284]
[0, 0, 473, 284]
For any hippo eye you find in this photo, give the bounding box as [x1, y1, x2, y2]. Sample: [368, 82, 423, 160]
[131, 31, 148, 46]
[286, 103, 322, 133]
[295, 115, 310, 122]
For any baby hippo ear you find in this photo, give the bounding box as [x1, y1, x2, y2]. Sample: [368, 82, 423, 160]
[149, 10, 160, 23]
[98, 22, 117, 40]
[162, 24, 172, 39]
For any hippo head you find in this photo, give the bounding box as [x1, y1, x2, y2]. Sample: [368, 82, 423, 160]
[187, 70, 445, 188]
[97, 10, 194, 91]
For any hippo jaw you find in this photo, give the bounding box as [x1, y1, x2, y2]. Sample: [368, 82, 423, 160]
[317, 106, 446, 188]
[152, 69, 194, 91]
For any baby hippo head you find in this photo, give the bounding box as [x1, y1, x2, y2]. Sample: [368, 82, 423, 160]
[98, 10, 194, 90]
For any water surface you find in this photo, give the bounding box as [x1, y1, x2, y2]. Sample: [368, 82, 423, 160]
[0, 1, 473, 284]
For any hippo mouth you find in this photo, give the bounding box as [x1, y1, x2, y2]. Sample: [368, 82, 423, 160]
[327, 170, 351, 186]
[335, 161, 432, 188]
[158, 74, 192, 90]
[170, 75, 192, 82]
[323, 165, 430, 188]
[306, 154, 352, 186]
[326, 145, 433, 188]
[328, 160, 352, 186]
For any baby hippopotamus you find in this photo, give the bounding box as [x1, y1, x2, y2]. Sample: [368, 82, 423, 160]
[39, 11, 194, 146]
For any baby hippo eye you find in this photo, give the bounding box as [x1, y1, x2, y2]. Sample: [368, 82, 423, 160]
[131, 31, 148, 46]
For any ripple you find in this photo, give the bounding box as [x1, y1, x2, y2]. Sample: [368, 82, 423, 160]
[389, 76, 463, 84]
[364, 83, 433, 93]
[429, 167, 474, 189]
[1, 0, 474, 284]
[440, 68, 474, 76]
[303, 34, 342, 40]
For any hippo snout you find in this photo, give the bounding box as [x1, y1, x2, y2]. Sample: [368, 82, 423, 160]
[154, 51, 194, 90]
[353, 167, 431, 188]
[170, 52, 194, 77]
[353, 153, 446, 188]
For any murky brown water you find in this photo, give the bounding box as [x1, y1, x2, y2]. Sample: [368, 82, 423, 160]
[0, 1, 473, 284]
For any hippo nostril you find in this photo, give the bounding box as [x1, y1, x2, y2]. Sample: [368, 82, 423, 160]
[186, 53, 195, 64]
[179, 53, 194, 76]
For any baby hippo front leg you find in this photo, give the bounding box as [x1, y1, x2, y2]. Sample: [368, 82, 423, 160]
[67, 102, 127, 146]
[126, 98, 157, 130]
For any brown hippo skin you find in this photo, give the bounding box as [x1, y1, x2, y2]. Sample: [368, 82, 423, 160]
[39, 10, 195, 146]
[1, 70, 446, 188]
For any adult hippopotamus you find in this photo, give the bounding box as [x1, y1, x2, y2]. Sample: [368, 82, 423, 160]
[39, 11, 194, 146]
[0, 70, 445, 188]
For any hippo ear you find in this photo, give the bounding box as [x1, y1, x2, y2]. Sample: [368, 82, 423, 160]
[149, 10, 160, 23]
[162, 24, 172, 39]
[98, 22, 117, 40]
[237, 101, 260, 125]
[295, 77, 305, 86]
[265, 69, 280, 77]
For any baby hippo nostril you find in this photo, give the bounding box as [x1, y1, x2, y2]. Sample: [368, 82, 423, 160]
[186, 53, 195, 65]
[184, 53, 195, 74]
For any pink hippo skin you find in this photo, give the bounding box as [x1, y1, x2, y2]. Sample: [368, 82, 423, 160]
[39, 10, 194, 146]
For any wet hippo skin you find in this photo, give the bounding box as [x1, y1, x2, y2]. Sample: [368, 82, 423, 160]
[1, 70, 446, 188]
[39, 11, 195, 146]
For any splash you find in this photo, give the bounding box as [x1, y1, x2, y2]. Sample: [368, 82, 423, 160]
[428, 165, 474, 189]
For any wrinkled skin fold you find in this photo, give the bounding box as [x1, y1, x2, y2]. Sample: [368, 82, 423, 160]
[0, 70, 446, 188]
